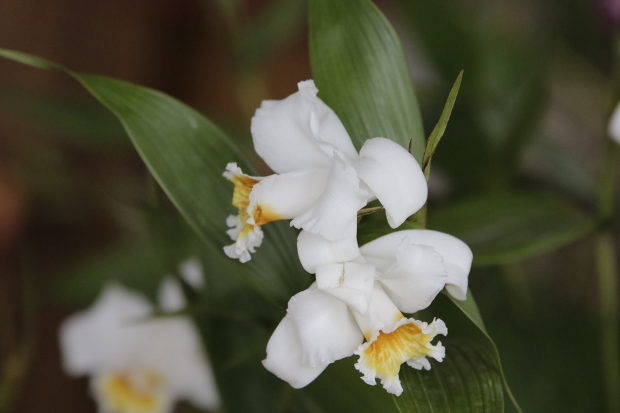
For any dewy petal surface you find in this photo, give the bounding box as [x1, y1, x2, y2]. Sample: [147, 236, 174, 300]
[287, 285, 363, 367]
[354, 138, 428, 228]
[291, 156, 369, 240]
[262, 316, 329, 388]
[251, 80, 357, 174]
[297, 230, 361, 274]
[361, 229, 472, 300]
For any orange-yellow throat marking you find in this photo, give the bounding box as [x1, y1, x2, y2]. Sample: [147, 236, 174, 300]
[98, 371, 164, 413]
[360, 321, 435, 380]
[230, 175, 283, 229]
[231, 175, 259, 215]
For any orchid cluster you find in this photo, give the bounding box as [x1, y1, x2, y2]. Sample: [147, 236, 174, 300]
[59, 259, 220, 413]
[223, 81, 473, 395]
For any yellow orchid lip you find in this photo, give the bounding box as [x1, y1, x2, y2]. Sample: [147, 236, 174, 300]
[355, 317, 447, 396]
[96, 370, 166, 413]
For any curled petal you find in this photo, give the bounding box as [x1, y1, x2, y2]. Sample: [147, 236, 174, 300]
[223, 219, 263, 264]
[355, 138, 427, 228]
[287, 286, 363, 367]
[297, 230, 360, 274]
[361, 229, 472, 300]
[379, 244, 448, 313]
[262, 317, 329, 388]
[251, 80, 357, 174]
[315, 262, 376, 313]
[291, 156, 369, 240]
[248, 169, 328, 225]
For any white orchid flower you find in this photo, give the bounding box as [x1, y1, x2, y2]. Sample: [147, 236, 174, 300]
[608, 100, 620, 144]
[59, 260, 220, 413]
[263, 229, 472, 396]
[223, 80, 428, 262]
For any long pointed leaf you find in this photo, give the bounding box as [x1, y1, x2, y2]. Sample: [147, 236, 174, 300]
[309, 0, 425, 161]
[0, 49, 306, 302]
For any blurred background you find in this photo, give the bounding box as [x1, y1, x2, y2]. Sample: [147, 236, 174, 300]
[0, 0, 618, 412]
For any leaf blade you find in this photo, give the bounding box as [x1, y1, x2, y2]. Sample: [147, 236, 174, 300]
[309, 0, 425, 160]
[423, 70, 463, 178]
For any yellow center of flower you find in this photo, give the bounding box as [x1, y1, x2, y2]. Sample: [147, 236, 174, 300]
[97, 370, 165, 413]
[230, 175, 283, 230]
[359, 320, 436, 381]
[230, 175, 260, 240]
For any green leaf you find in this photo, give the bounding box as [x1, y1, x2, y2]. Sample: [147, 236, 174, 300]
[446, 292, 522, 413]
[309, 0, 425, 161]
[396, 340, 503, 413]
[235, 0, 307, 71]
[395, 293, 522, 413]
[423, 71, 463, 178]
[429, 191, 596, 266]
[0, 49, 307, 303]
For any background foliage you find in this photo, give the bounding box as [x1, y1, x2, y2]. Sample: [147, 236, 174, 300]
[0, 0, 618, 412]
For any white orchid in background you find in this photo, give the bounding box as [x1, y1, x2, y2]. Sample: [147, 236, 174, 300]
[263, 230, 472, 396]
[223, 80, 427, 262]
[608, 100, 620, 144]
[59, 259, 220, 413]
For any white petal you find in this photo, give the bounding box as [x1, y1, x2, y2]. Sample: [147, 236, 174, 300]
[354, 138, 428, 227]
[223, 224, 263, 263]
[59, 283, 153, 375]
[291, 156, 369, 240]
[608, 101, 620, 144]
[351, 285, 403, 339]
[178, 258, 204, 290]
[158, 258, 204, 312]
[251, 80, 357, 173]
[379, 243, 448, 313]
[361, 229, 472, 300]
[297, 230, 361, 273]
[287, 286, 363, 366]
[248, 169, 328, 224]
[148, 318, 221, 410]
[158, 277, 185, 312]
[263, 316, 328, 388]
[315, 262, 376, 313]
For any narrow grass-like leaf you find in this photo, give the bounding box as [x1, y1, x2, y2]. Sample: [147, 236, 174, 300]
[309, 0, 425, 161]
[429, 191, 596, 266]
[423, 71, 463, 178]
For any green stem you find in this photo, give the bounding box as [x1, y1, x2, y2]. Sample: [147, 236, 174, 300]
[597, 142, 618, 222]
[595, 231, 619, 413]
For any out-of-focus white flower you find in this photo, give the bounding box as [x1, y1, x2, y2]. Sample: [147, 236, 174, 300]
[59, 259, 220, 413]
[608, 100, 620, 144]
[263, 230, 472, 396]
[223, 80, 427, 263]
